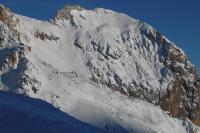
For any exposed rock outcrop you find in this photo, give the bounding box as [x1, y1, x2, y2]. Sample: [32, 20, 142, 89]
[34, 30, 59, 41]
[0, 4, 199, 131]
[0, 4, 18, 29]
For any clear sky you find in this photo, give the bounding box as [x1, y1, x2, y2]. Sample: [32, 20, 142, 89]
[1, 0, 200, 71]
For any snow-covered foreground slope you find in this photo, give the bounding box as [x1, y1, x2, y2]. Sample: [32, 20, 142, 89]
[0, 84, 197, 133]
[0, 4, 200, 133]
[0, 91, 107, 133]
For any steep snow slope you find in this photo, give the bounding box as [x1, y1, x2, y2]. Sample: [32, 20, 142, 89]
[0, 4, 200, 133]
[0, 91, 107, 133]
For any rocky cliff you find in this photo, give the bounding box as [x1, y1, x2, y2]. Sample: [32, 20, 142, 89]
[0, 4, 199, 133]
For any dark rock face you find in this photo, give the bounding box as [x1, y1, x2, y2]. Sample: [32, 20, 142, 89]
[140, 23, 200, 125]
[0, 5, 18, 29]
[34, 30, 59, 41]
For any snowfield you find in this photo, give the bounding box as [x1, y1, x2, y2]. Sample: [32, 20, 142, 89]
[0, 91, 108, 133]
[0, 4, 200, 133]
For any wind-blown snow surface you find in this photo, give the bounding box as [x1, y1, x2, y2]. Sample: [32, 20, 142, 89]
[0, 91, 106, 133]
[0, 5, 199, 133]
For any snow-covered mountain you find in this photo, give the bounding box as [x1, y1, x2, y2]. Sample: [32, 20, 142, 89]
[0, 4, 200, 133]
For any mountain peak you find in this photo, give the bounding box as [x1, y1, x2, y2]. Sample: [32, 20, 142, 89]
[55, 5, 84, 20]
[0, 4, 200, 132]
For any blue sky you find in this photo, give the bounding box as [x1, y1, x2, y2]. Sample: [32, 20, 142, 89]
[1, 0, 200, 71]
